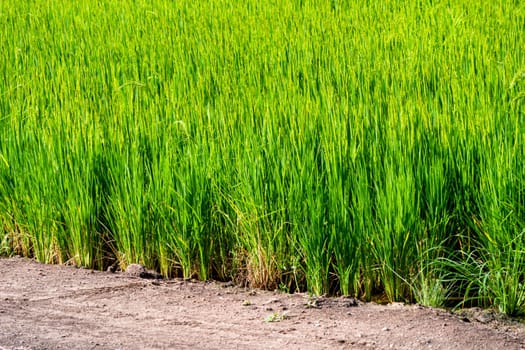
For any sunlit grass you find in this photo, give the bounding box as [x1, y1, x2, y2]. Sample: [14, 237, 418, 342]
[1, 0, 524, 314]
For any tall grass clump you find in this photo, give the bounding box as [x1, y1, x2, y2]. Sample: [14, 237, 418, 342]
[1, 0, 525, 315]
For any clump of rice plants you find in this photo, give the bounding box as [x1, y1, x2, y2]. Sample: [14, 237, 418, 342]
[1, 0, 525, 315]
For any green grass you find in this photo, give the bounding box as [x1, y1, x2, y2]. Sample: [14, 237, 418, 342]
[1, 0, 525, 315]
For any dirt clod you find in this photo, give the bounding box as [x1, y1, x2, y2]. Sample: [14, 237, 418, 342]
[124, 263, 162, 279]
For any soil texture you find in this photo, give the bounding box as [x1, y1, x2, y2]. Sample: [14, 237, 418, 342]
[1, 257, 524, 349]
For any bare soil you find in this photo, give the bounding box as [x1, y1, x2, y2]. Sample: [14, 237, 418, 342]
[1, 257, 524, 350]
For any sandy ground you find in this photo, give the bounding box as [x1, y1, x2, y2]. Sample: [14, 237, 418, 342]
[0, 257, 524, 350]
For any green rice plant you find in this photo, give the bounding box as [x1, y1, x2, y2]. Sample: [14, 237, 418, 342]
[283, 122, 332, 295]
[409, 128, 455, 307]
[1, 0, 525, 314]
[440, 237, 525, 317]
[370, 157, 419, 302]
[470, 131, 525, 316]
[57, 121, 103, 269]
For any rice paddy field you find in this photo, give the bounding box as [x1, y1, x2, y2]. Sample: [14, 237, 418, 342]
[1, 0, 525, 315]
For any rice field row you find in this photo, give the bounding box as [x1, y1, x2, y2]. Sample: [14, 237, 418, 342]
[1, 0, 525, 315]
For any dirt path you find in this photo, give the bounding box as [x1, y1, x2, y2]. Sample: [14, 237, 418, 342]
[0, 257, 524, 350]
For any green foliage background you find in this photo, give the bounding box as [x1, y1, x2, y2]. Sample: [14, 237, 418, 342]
[1, 0, 525, 315]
